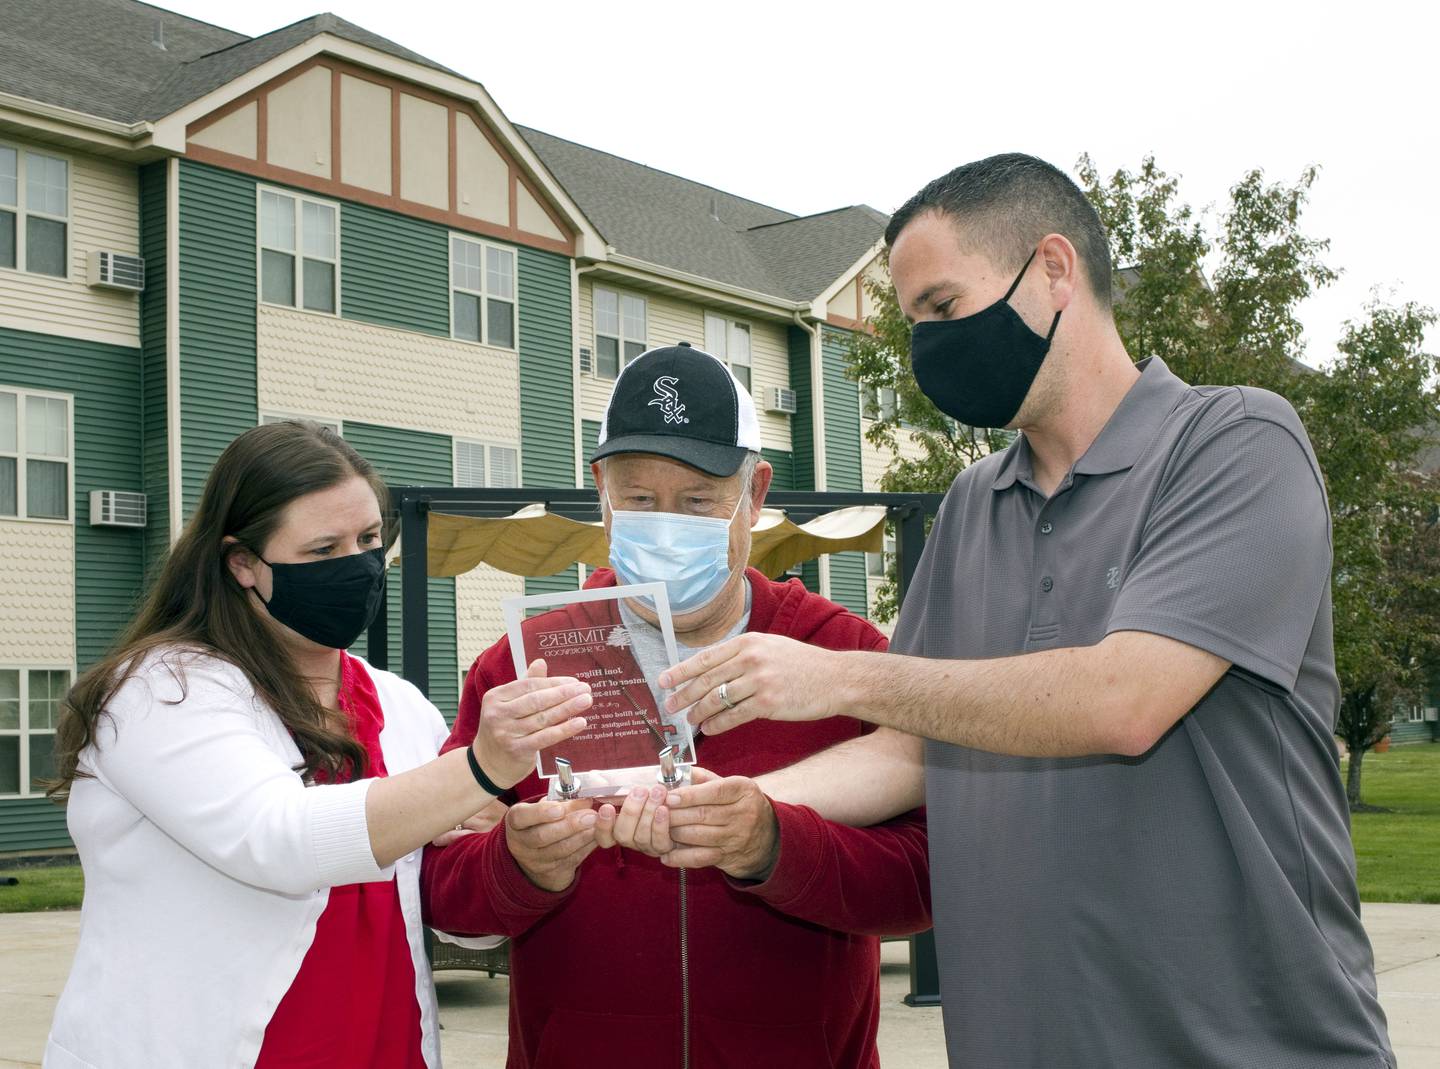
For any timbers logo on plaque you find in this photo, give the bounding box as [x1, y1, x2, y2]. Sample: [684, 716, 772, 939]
[502, 582, 696, 799]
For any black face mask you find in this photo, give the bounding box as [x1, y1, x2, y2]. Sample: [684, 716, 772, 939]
[255, 548, 387, 650]
[909, 248, 1061, 429]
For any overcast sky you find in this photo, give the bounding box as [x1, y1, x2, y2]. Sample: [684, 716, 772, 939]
[161, 0, 1436, 366]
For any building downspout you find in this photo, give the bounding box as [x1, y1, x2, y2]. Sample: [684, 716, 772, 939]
[573, 262, 602, 584]
[790, 311, 830, 597]
[165, 157, 183, 543]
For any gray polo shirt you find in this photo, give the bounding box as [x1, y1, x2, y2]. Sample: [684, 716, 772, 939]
[893, 357, 1393, 1068]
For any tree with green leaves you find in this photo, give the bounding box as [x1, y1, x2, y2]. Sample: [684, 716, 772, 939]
[1299, 303, 1440, 806]
[848, 157, 1439, 808]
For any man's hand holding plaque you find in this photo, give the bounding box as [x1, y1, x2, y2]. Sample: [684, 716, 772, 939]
[592, 767, 781, 882]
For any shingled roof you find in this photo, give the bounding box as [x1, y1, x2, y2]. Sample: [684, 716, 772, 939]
[519, 126, 886, 305]
[0, 0, 452, 124]
[3, 0, 888, 307]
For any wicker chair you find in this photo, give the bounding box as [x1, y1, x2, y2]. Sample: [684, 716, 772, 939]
[426, 929, 511, 978]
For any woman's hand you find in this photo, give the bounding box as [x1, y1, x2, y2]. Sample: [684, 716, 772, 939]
[430, 797, 508, 847]
[472, 659, 591, 789]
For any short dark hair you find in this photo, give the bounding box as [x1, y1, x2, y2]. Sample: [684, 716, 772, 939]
[885, 153, 1113, 308]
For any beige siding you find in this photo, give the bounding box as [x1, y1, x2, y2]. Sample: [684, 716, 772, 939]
[456, 565, 524, 670]
[828, 277, 859, 321]
[576, 279, 792, 453]
[860, 422, 927, 491]
[862, 424, 929, 629]
[256, 307, 519, 444]
[747, 320, 792, 452]
[455, 114, 508, 226]
[0, 521, 74, 664]
[399, 94, 449, 210]
[339, 76, 391, 194]
[515, 182, 563, 243]
[859, 257, 888, 320]
[267, 66, 332, 178]
[0, 145, 140, 348]
[190, 102, 258, 159]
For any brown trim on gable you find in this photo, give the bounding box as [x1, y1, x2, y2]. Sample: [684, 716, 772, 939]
[447, 108, 458, 215]
[256, 93, 268, 165]
[186, 58, 322, 138]
[517, 169, 572, 242]
[389, 85, 402, 202]
[825, 312, 876, 335]
[185, 53, 576, 256]
[329, 66, 342, 182]
[184, 143, 573, 256]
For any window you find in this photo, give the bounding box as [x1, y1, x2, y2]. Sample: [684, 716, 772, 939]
[451, 236, 516, 349]
[0, 668, 70, 797]
[867, 533, 896, 579]
[593, 287, 646, 378]
[704, 313, 753, 392]
[0, 145, 69, 277]
[259, 188, 338, 313]
[0, 387, 71, 520]
[1410, 705, 1426, 724]
[454, 439, 519, 488]
[862, 385, 898, 422]
[260, 412, 343, 437]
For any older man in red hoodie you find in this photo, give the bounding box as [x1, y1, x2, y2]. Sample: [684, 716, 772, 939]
[423, 343, 929, 1068]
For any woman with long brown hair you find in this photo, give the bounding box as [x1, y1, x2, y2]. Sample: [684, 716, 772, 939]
[43, 421, 591, 1069]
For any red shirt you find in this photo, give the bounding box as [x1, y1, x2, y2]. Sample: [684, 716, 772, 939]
[256, 653, 425, 1069]
[422, 569, 931, 1069]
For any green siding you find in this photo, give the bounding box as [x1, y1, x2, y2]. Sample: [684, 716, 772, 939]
[761, 448, 794, 491]
[785, 326, 822, 593]
[582, 419, 601, 469]
[820, 327, 868, 616]
[345, 421, 460, 720]
[821, 327, 864, 492]
[0, 797, 71, 854]
[786, 325, 816, 491]
[1390, 720, 1437, 745]
[341, 202, 449, 336]
[138, 161, 170, 580]
[0, 325, 146, 851]
[517, 247, 578, 596]
[0, 326, 145, 665]
[177, 162, 257, 517]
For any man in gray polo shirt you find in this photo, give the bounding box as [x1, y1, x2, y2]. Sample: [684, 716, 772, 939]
[659, 153, 1393, 1067]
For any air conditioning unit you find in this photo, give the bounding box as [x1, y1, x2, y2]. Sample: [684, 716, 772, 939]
[766, 387, 797, 415]
[87, 251, 145, 292]
[1426, 707, 1438, 722]
[578, 346, 594, 374]
[89, 490, 147, 528]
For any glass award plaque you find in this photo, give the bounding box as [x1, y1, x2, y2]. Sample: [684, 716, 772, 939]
[501, 582, 696, 800]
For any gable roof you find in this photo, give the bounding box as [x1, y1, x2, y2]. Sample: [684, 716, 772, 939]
[3, 0, 888, 309]
[0, 0, 243, 123]
[0, 0, 453, 124]
[519, 126, 886, 305]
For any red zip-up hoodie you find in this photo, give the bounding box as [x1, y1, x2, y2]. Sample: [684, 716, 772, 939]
[422, 568, 930, 1069]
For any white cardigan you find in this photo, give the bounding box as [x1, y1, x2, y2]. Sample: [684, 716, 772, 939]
[45, 649, 451, 1069]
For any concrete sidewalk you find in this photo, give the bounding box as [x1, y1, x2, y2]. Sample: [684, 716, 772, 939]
[1, 905, 1433, 1067]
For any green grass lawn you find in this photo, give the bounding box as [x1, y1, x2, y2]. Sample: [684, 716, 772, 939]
[1344, 744, 1440, 904]
[0, 858, 84, 913]
[0, 745, 1433, 912]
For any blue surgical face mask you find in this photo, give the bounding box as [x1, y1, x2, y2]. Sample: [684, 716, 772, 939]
[605, 490, 745, 614]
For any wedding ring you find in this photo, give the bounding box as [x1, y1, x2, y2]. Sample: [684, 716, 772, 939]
[717, 682, 737, 710]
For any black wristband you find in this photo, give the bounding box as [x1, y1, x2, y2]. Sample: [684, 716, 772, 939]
[466, 746, 505, 797]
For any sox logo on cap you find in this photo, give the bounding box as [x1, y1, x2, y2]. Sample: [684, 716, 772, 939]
[648, 376, 689, 425]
